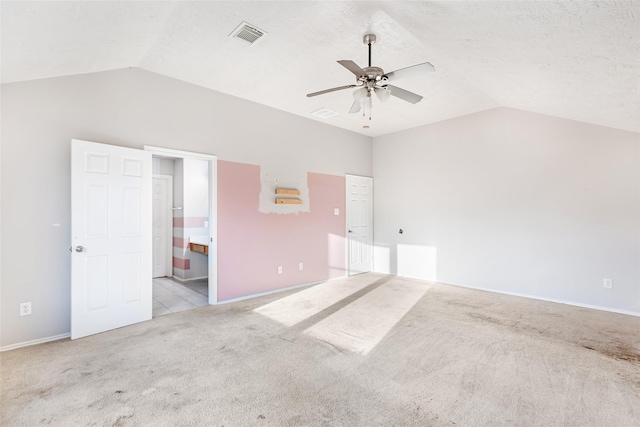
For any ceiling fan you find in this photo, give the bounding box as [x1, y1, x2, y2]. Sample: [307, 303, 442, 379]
[306, 34, 435, 118]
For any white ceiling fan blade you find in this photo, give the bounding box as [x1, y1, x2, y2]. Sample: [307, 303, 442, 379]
[349, 100, 361, 114]
[375, 87, 391, 103]
[337, 60, 365, 77]
[384, 62, 435, 81]
[306, 84, 356, 97]
[387, 85, 423, 104]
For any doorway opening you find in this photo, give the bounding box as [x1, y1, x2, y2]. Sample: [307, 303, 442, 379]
[145, 146, 217, 317]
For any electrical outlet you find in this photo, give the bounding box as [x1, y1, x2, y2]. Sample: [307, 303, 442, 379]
[299, 262, 304, 270]
[603, 278, 613, 289]
[333, 208, 340, 216]
[20, 302, 32, 316]
[277, 266, 283, 274]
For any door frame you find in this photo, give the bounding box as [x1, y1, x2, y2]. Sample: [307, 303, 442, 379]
[145, 146, 218, 304]
[152, 174, 173, 278]
[345, 174, 374, 276]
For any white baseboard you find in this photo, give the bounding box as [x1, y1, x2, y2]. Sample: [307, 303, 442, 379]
[218, 275, 348, 305]
[171, 275, 208, 283]
[435, 279, 640, 317]
[1, 333, 70, 352]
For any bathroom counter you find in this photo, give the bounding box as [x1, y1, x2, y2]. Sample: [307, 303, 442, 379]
[189, 235, 209, 255]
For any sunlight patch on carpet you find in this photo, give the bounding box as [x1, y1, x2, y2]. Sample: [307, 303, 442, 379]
[252, 276, 379, 326]
[305, 281, 429, 355]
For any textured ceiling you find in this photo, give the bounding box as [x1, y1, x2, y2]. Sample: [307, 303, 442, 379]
[2, 1, 639, 137]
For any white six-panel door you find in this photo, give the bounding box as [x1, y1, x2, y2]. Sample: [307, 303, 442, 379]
[71, 139, 152, 339]
[346, 175, 373, 275]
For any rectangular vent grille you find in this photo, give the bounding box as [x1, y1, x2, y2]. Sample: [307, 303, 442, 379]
[230, 21, 267, 45]
[310, 108, 339, 119]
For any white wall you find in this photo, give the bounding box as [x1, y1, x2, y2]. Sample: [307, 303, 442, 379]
[152, 157, 175, 176]
[0, 68, 372, 348]
[181, 158, 209, 280]
[173, 159, 184, 210]
[373, 108, 640, 314]
[183, 159, 209, 219]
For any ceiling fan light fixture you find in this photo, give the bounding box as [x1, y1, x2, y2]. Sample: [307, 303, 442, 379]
[376, 87, 391, 103]
[353, 87, 368, 101]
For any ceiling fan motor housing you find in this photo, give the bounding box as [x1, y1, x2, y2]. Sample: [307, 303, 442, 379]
[361, 66, 385, 80]
[359, 67, 387, 93]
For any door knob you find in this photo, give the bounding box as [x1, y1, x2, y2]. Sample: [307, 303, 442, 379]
[75, 246, 85, 253]
[348, 230, 353, 233]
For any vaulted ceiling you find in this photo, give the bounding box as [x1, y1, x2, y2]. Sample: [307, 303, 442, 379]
[2, 1, 639, 137]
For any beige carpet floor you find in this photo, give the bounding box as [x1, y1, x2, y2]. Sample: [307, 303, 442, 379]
[1, 273, 639, 426]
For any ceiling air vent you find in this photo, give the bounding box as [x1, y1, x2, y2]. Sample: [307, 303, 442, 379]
[310, 108, 339, 119]
[229, 21, 267, 46]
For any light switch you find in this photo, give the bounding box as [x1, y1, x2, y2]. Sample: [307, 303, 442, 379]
[334, 208, 340, 216]
[204, 220, 209, 227]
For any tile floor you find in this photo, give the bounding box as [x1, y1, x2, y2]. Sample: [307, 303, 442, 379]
[153, 277, 208, 317]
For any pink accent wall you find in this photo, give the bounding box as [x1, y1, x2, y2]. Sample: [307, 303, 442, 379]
[173, 257, 190, 270]
[173, 217, 208, 228]
[217, 160, 346, 301]
[173, 237, 188, 249]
